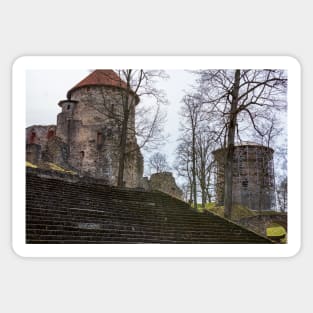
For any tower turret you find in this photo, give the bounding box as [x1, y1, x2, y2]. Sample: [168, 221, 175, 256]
[213, 142, 276, 211]
[56, 70, 143, 187]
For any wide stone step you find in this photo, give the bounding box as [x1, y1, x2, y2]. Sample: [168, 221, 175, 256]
[26, 172, 271, 244]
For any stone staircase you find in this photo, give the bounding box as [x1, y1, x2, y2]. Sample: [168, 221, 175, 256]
[26, 171, 271, 244]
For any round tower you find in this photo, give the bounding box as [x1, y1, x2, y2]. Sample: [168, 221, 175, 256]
[213, 142, 276, 211]
[56, 70, 143, 187]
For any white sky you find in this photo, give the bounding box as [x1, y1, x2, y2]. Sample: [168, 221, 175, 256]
[26, 70, 197, 174]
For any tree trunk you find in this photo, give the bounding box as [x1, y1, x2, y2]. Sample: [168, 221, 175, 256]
[192, 129, 197, 209]
[117, 93, 130, 187]
[117, 111, 129, 187]
[224, 70, 240, 219]
[200, 166, 206, 208]
[201, 189, 206, 209]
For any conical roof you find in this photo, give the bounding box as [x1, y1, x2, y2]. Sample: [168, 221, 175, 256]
[67, 70, 138, 101]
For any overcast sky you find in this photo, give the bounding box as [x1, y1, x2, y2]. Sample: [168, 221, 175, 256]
[26, 70, 197, 174]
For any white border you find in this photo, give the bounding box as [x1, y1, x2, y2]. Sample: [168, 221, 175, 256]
[12, 56, 301, 258]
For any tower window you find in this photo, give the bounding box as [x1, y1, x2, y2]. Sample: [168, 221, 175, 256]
[242, 179, 248, 188]
[30, 131, 36, 144]
[80, 151, 85, 158]
[97, 132, 103, 146]
[67, 104, 71, 110]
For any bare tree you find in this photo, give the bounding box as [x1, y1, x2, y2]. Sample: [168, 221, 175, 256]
[197, 70, 287, 218]
[179, 94, 204, 208]
[89, 70, 168, 187]
[277, 177, 287, 212]
[116, 70, 169, 186]
[174, 136, 193, 204]
[175, 91, 221, 208]
[148, 152, 170, 173]
[195, 129, 216, 207]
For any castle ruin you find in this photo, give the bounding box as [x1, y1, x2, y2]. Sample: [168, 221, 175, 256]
[26, 70, 181, 196]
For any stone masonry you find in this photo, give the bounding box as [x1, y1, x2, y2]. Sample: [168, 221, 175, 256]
[213, 142, 276, 211]
[26, 70, 143, 188]
[147, 172, 183, 199]
[26, 70, 180, 194]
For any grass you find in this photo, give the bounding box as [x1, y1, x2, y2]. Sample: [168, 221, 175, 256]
[266, 224, 287, 243]
[194, 202, 288, 243]
[198, 202, 257, 220]
[266, 224, 286, 237]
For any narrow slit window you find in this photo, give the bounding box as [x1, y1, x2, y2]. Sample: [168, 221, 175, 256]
[30, 131, 36, 144]
[97, 132, 103, 145]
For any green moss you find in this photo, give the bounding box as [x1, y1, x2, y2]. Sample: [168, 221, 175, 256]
[46, 162, 76, 175]
[26, 161, 76, 175]
[266, 225, 286, 237]
[26, 161, 37, 168]
[202, 202, 256, 220]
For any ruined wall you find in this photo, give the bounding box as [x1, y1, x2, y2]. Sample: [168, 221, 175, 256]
[238, 213, 287, 237]
[146, 172, 183, 199]
[26, 144, 41, 164]
[26, 125, 57, 164]
[26, 125, 56, 146]
[41, 136, 69, 166]
[213, 144, 276, 211]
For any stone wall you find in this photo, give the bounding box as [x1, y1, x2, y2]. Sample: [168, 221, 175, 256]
[26, 125, 56, 146]
[41, 136, 69, 166]
[26, 125, 57, 164]
[213, 144, 276, 211]
[55, 85, 143, 187]
[238, 213, 287, 237]
[143, 172, 183, 199]
[26, 144, 41, 164]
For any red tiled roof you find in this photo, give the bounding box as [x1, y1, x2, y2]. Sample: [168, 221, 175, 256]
[67, 70, 138, 101]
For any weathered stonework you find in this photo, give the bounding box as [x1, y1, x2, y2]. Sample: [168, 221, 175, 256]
[237, 213, 287, 237]
[26, 70, 143, 188]
[26, 143, 41, 164]
[142, 172, 183, 199]
[26, 70, 182, 193]
[56, 85, 143, 187]
[26, 125, 57, 164]
[213, 143, 276, 211]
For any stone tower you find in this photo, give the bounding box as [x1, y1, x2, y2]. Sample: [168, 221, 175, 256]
[55, 70, 143, 187]
[213, 142, 276, 211]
